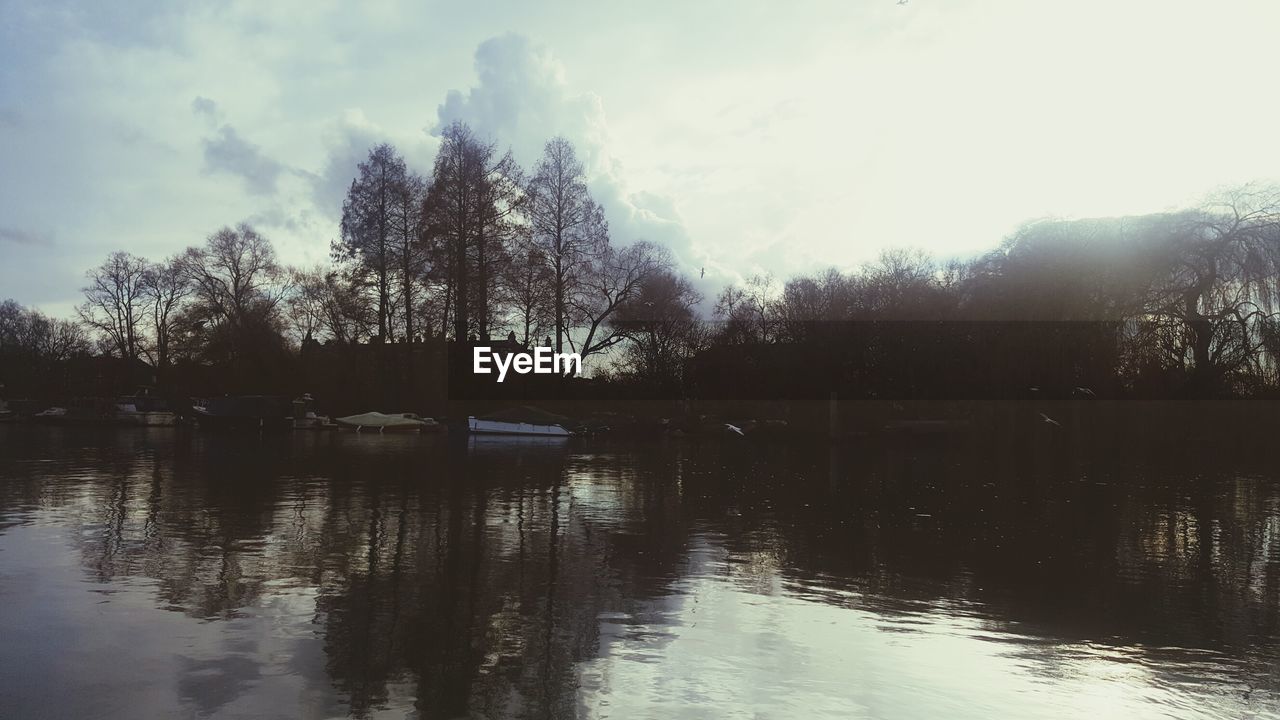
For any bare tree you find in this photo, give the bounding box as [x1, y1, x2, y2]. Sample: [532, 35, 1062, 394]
[43, 315, 90, 361]
[179, 223, 288, 362]
[419, 257, 453, 341]
[140, 255, 190, 371]
[713, 273, 778, 344]
[288, 265, 375, 345]
[0, 300, 31, 354]
[0, 299, 89, 362]
[774, 268, 855, 342]
[78, 251, 149, 361]
[336, 143, 410, 342]
[423, 122, 488, 342]
[568, 240, 671, 371]
[527, 137, 608, 354]
[472, 149, 524, 341]
[285, 266, 326, 345]
[389, 170, 428, 343]
[502, 239, 555, 346]
[614, 268, 706, 386]
[1138, 186, 1280, 394]
[853, 248, 936, 318]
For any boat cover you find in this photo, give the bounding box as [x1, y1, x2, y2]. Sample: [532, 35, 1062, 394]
[336, 412, 429, 428]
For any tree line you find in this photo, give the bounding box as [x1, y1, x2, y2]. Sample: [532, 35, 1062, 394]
[319, 125, 693, 367]
[707, 187, 1280, 398]
[1, 126, 701, 397]
[2, 124, 1279, 400]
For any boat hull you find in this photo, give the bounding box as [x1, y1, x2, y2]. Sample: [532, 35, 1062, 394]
[191, 396, 292, 432]
[334, 420, 422, 433]
[115, 411, 179, 427]
[467, 417, 571, 437]
[193, 411, 292, 432]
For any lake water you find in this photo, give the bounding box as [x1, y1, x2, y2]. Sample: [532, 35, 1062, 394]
[0, 425, 1277, 719]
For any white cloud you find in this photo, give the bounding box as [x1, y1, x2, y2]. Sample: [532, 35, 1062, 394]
[433, 34, 707, 285]
[311, 109, 438, 220]
[3, 0, 1280, 316]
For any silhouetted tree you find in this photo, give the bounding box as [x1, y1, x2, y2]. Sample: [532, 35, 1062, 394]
[423, 122, 488, 342]
[471, 149, 524, 341]
[714, 273, 778, 344]
[178, 224, 291, 382]
[389, 164, 428, 344]
[851, 248, 958, 320]
[1140, 187, 1280, 395]
[0, 299, 89, 395]
[569, 240, 671, 370]
[288, 266, 375, 346]
[78, 251, 149, 361]
[527, 137, 608, 354]
[614, 268, 706, 388]
[502, 240, 555, 346]
[337, 144, 411, 343]
[774, 268, 855, 343]
[140, 255, 191, 372]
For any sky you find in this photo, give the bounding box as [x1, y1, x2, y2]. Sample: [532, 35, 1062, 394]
[3, 0, 1280, 317]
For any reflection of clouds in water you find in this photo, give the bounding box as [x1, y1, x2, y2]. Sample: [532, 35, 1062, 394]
[178, 654, 261, 715]
[2, 428, 1279, 718]
[563, 460, 634, 529]
[579, 568, 1260, 720]
[0, 524, 344, 719]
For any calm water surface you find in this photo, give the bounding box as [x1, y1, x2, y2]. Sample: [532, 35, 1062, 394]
[0, 425, 1277, 719]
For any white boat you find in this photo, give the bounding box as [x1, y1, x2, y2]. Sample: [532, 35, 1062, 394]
[467, 416, 571, 437]
[115, 404, 179, 427]
[292, 411, 337, 430]
[34, 407, 68, 421]
[291, 395, 336, 430]
[114, 393, 178, 427]
[335, 412, 438, 433]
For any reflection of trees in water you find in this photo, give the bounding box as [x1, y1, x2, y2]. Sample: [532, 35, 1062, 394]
[298, 443, 695, 718]
[648, 435, 1280, 655]
[2, 423, 1280, 714]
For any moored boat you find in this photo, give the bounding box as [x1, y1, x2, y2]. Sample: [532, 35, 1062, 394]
[115, 394, 178, 427]
[291, 395, 337, 430]
[114, 408, 179, 427]
[191, 396, 293, 431]
[334, 412, 439, 433]
[33, 406, 70, 423]
[467, 416, 571, 437]
[31, 400, 115, 424]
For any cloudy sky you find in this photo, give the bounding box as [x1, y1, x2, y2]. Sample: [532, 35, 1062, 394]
[3, 0, 1279, 316]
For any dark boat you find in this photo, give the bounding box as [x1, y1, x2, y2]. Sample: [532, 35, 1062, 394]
[191, 395, 292, 431]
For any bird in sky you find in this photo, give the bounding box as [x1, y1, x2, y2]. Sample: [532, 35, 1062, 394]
[1039, 413, 1061, 427]
[897, 0, 908, 5]
[700, 267, 705, 279]
[1073, 386, 1096, 397]
[725, 423, 745, 436]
